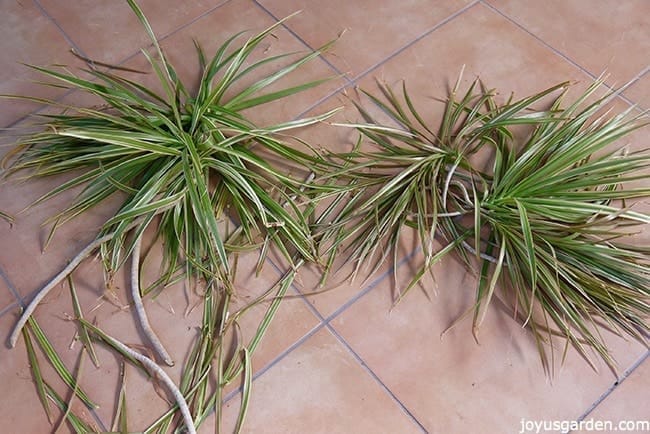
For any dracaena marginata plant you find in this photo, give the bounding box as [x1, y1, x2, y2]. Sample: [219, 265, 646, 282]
[313, 74, 649, 375]
[2, 1, 339, 432]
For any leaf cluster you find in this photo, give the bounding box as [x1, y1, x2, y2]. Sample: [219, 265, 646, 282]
[315, 74, 650, 373]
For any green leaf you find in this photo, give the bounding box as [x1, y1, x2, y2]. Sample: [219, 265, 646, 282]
[26, 317, 98, 409]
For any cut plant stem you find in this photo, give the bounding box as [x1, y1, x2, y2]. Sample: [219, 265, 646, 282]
[8, 232, 115, 348]
[8, 210, 172, 348]
[131, 231, 174, 366]
[91, 326, 196, 434]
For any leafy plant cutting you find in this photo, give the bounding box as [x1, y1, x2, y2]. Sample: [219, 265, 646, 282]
[3, 1, 338, 432]
[313, 73, 649, 374]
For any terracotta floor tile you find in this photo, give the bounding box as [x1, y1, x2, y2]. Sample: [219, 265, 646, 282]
[357, 3, 593, 102]
[573, 354, 650, 434]
[487, 0, 650, 87]
[38, 0, 226, 66]
[218, 327, 423, 434]
[0, 1, 82, 127]
[257, 0, 475, 79]
[330, 254, 647, 433]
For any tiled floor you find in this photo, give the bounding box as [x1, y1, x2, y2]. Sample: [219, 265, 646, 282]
[1, 1, 648, 433]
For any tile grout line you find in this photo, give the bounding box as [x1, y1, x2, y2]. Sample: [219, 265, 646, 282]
[624, 65, 649, 110]
[94, 0, 235, 72]
[479, 0, 598, 81]
[1, 0, 86, 130]
[223, 258, 430, 433]
[0, 300, 19, 318]
[0, 255, 22, 320]
[572, 350, 649, 428]
[479, 0, 644, 108]
[251, 0, 354, 87]
[249, 250, 429, 431]
[350, 0, 480, 85]
[263, 244, 420, 328]
[36, 0, 234, 67]
[324, 323, 429, 433]
[301, 248, 421, 325]
[0, 262, 25, 306]
[221, 247, 417, 400]
[285, 0, 481, 121]
[290, 259, 429, 432]
[222, 320, 328, 403]
[32, 0, 90, 58]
